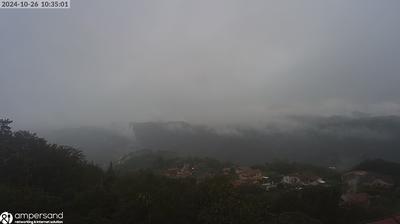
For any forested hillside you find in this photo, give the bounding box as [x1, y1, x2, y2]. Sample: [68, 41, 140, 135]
[131, 116, 400, 168]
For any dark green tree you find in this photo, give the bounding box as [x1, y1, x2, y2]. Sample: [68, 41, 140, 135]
[0, 118, 12, 136]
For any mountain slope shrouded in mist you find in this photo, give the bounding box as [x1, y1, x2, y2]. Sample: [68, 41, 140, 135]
[36, 115, 400, 168]
[131, 115, 400, 168]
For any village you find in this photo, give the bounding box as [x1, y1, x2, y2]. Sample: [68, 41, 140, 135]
[163, 163, 329, 189]
[116, 150, 400, 224]
[161, 162, 396, 210]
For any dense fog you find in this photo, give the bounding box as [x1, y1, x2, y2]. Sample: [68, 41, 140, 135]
[1, 1, 400, 130]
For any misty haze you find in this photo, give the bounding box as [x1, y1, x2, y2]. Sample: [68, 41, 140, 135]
[1, 1, 400, 223]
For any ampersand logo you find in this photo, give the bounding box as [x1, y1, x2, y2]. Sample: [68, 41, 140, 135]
[0, 212, 13, 224]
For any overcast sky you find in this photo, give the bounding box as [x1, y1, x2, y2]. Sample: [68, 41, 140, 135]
[1, 0, 400, 128]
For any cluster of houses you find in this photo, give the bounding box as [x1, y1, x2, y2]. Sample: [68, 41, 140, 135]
[161, 163, 398, 223]
[224, 166, 330, 190]
[340, 170, 394, 207]
[162, 165, 395, 208]
[164, 164, 194, 178]
[231, 167, 263, 187]
[261, 172, 327, 191]
[281, 173, 326, 186]
[163, 164, 330, 191]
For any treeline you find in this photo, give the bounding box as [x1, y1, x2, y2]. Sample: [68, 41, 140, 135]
[131, 116, 400, 167]
[0, 119, 396, 223]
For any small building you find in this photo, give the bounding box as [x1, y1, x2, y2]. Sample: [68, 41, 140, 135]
[282, 175, 302, 186]
[262, 176, 278, 191]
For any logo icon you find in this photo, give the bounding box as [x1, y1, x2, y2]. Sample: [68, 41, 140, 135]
[0, 212, 13, 224]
